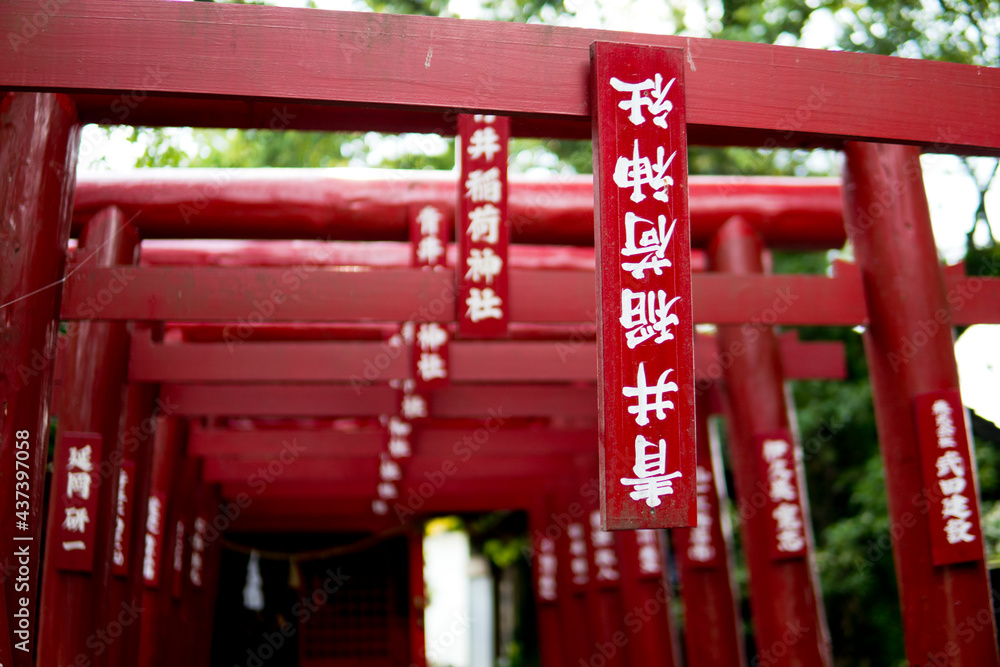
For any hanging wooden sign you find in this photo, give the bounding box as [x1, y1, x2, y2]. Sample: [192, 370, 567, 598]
[592, 41, 695, 529]
[456, 114, 510, 338]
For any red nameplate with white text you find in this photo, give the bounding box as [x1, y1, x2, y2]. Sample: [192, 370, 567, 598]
[915, 390, 983, 565]
[593, 41, 695, 529]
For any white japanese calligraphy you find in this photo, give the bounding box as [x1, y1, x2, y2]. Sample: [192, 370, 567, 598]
[621, 213, 676, 279]
[466, 168, 502, 204]
[622, 362, 677, 426]
[465, 247, 504, 285]
[67, 444, 94, 472]
[417, 323, 448, 352]
[416, 235, 445, 264]
[467, 126, 502, 161]
[416, 205, 443, 236]
[466, 287, 504, 322]
[66, 471, 92, 500]
[467, 203, 501, 244]
[619, 289, 681, 348]
[63, 507, 90, 533]
[613, 139, 676, 203]
[620, 434, 682, 508]
[610, 74, 675, 128]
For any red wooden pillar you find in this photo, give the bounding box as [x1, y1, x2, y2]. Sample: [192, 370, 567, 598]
[553, 482, 592, 667]
[709, 216, 832, 667]
[137, 414, 187, 667]
[843, 141, 1000, 667]
[107, 382, 159, 667]
[528, 493, 565, 667]
[165, 457, 202, 666]
[672, 388, 746, 666]
[38, 206, 139, 667]
[0, 92, 79, 667]
[190, 484, 224, 667]
[581, 508, 627, 667]
[617, 528, 680, 667]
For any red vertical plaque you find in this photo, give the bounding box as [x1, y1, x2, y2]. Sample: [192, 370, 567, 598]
[112, 460, 135, 577]
[51, 432, 103, 572]
[592, 41, 695, 529]
[535, 535, 558, 604]
[567, 519, 590, 592]
[143, 491, 166, 587]
[189, 515, 208, 588]
[410, 203, 448, 268]
[412, 322, 450, 389]
[754, 430, 808, 560]
[674, 413, 727, 569]
[399, 380, 431, 422]
[171, 519, 186, 598]
[914, 390, 983, 565]
[588, 509, 621, 587]
[675, 464, 723, 568]
[456, 114, 510, 338]
[632, 530, 664, 579]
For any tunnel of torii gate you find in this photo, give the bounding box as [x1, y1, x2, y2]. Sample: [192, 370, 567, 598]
[2, 3, 1000, 667]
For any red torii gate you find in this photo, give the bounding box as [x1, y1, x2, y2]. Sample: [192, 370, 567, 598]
[2, 2, 1000, 667]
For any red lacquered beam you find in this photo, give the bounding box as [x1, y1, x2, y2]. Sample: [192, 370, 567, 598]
[189, 425, 595, 459]
[4, 1, 1000, 153]
[72, 171, 845, 249]
[60, 266, 875, 325]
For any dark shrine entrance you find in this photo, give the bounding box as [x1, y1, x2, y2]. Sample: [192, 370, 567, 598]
[212, 534, 417, 667]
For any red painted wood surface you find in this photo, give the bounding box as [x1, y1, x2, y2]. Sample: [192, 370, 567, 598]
[132, 240, 604, 271]
[38, 206, 138, 667]
[202, 455, 574, 485]
[457, 114, 510, 337]
[61, 265, 902, 326]
[673, 392, 746, 667]
[46, 432, 103, 572]
[128, 335, 596, 383]
[106, 382, 159, 667]
[72, 173, 847, 249]
[553, 484, 593, 667]
[528, 493, 565, 667]
[125, 335, 847, 386]
[913, 390, 983, 565]
[137, 416, 187, 667]
[190, 485, 224, 667]
[617, 529, 680, 667]
[0, 92, 78, 667]
[189, 425, 596, 459]
[593, 42, 694, 529]
[164, 459, 202, 666]
[4, 1, 1000, 153]
[844, 142, 1000, 667]
[709, 217, 832, 667]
